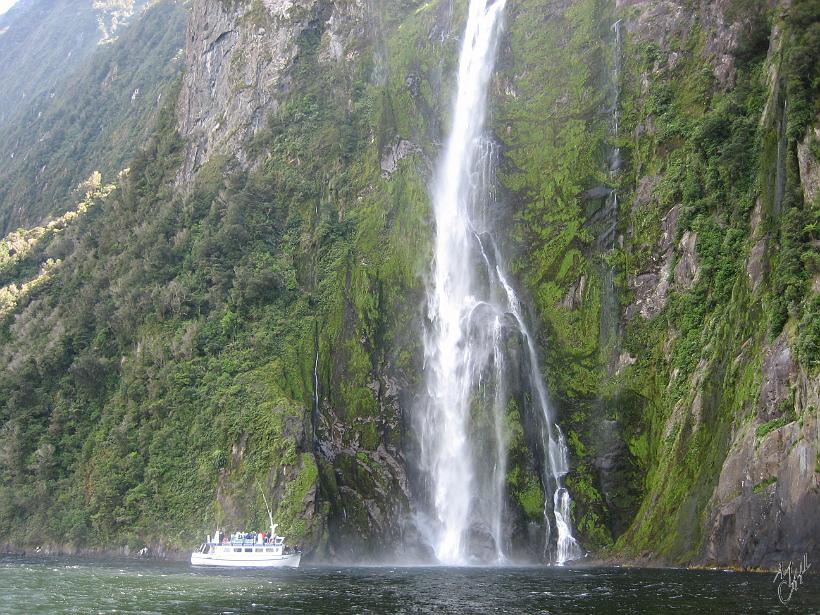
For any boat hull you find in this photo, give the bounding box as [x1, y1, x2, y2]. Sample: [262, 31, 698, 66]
[190, 552, 301, 568]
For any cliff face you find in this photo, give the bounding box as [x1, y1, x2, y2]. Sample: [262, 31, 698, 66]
[180, 0, 312, 178]
[616, 0, 819, 569]
[0, 0, 817, 568]
[490, 0, 818, 567]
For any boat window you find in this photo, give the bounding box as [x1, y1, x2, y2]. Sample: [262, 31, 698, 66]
[255, 548, 262, 552]
[234, 548, 242, 552]
[244, 548, 253, 552]
[265, 548, 274, 553]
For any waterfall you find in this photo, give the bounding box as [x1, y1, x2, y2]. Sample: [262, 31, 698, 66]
[312, 328, 320, 451]
[597, 19, 622, 254]
[610, 19, 623, 175]
[416, 0, 581, 565]
[313, 349, 320, 417]
[598, 19, 623, 370]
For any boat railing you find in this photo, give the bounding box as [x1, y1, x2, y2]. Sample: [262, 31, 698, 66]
[207, 538, 281, 547]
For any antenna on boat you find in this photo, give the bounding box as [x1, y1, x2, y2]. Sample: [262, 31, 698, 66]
[257, 480, 277, 538]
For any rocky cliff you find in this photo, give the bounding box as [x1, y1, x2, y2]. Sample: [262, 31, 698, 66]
[0, 0, 816, 569]
[492, 0, 819, 568]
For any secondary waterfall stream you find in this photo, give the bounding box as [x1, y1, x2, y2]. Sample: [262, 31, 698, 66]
[417, 0, 581, 565]
[598, 19, 623, 370]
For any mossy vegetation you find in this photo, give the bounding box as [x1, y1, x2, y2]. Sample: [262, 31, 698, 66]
[494, 0, 818, 561]
[752, 476, 777, 494]
[496, 0, 636, 549]
[756, 416, 790, 439]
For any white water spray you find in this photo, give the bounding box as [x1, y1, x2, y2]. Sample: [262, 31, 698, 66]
[418, 0, 581, 565]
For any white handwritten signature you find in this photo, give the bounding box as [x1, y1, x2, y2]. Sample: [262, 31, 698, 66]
[773, 553, 812, 605]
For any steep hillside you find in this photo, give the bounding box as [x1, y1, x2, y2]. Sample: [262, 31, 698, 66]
[0, 0, 816, 569]
[0, 0, 154, 127]
[0, 0, 186, 233]
[0, 0, 443, 560]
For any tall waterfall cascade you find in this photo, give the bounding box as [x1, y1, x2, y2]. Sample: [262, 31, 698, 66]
[416, 0, 581, 565]
[595, 19, 623, 253]
[598, 19, 624, 369]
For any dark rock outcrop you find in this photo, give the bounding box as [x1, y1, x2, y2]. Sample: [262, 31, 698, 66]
[701, 335, 819, 568]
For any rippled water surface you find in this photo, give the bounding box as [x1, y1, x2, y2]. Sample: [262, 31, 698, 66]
[1, 556, 817, 614]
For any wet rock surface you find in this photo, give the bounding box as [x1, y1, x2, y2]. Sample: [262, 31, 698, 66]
[672, 231, 699, 291]
[177, 0, 371, 182]
[797, 126, 820, 206]
[626, 204, 677, 320]
[701, 335, 820, 569]
[380, 137, 420, 179]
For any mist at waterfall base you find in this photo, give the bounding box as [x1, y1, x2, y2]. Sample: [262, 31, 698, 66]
[412, 0, 581, 565]
[4, 556, 817, 615]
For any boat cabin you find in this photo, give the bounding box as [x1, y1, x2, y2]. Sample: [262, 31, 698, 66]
[195, 528, 296, 556]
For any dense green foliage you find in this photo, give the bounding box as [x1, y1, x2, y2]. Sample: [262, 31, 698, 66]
[0, 0, 441, 554]
[0, 80, 329, 548]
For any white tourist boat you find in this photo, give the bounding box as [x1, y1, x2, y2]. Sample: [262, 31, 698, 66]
[190, 526, 301, 568]
[190, 492, 301, 568]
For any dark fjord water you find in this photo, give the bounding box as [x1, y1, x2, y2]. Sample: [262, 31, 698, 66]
[0, 556, 817, 614]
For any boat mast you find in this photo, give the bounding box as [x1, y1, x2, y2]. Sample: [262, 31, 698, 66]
[257, 480, 277, 538]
